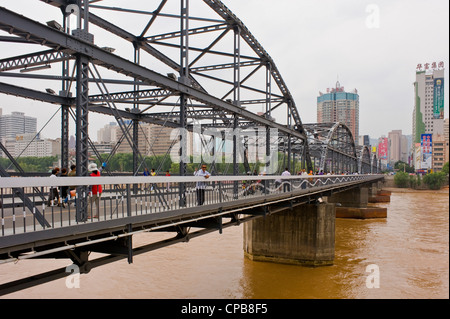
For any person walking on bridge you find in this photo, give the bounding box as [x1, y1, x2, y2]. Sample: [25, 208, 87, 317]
[60, 167, 69, 208]
[194, 164, 210, 205]
[150, 168, 156, 192]
[281, 167, 291, 192]
[300, 168, 308, 189]
[68, 164, 77, 205]
[88, 163, 102, 219]
[47, 168, 60, 207]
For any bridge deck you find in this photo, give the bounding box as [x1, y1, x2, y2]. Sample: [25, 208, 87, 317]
[0, 174, 383, 261]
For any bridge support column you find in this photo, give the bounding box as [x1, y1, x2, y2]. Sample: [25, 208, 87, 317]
[327, 186, 369, 208]
[368, 181, 391, 203]
[327, 186, 387, 219]
[243, 203, 336, 266]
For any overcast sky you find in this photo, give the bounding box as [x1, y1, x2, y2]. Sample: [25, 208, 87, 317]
[0, 0, 449, 141]
[225, 0, 450, 138]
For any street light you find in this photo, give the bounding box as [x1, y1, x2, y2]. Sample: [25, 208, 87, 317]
[46, 20, 63, 32]
[101, 47, 115, 53]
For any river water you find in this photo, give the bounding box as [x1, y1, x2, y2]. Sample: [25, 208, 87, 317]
[0, 188, 448, 299]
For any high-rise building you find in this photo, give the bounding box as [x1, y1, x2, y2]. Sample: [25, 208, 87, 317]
[0, 109, 38, 157]
[388, 130, 402, 165]
[0, 109, 37, 141]
[114, 122, 192, 158]
[317, 81, 359, 143]
[412, 62, 445, 144]
[432, 134, 448, 172]
[400, 135, 411, 164]
[412, 62, 447, 172]
[444, 118, 449, 143]
[97, 122, 118, 144]
[358, 135, 370, 147]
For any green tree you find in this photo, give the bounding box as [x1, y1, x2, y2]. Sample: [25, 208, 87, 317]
[442, 162, 449, 175]
[423, 172, 446, 190]
[394, 171, 409, 188]
[408, 174, 417, 189]
[0, 156, 58, 173]
[416, 174, 422, 188]
[394, 161, 414, 173]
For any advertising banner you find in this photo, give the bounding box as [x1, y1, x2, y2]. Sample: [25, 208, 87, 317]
[420, 134, 432, 170]
[414, 143, 421, 170]
[433, 78, 444, 119]
[378, 138, 388, 161]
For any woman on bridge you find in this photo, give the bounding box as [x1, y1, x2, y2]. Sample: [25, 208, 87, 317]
[88, 163, 103, 219]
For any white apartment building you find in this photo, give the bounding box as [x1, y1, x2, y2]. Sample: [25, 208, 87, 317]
[412, 65, 445, 144]
[412, 62, 447, 171]
[110, 121, 191, 157]
[97, 122, 118, 144]
[0, 109, 37, 141]
[0, 108, 38, 158]
[3, 133, 60, 158]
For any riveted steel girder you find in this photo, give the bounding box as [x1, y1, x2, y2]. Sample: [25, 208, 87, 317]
[0, 6, 306, 141]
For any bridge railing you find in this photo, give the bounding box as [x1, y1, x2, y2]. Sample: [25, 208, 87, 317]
[0, 174, 381, 237]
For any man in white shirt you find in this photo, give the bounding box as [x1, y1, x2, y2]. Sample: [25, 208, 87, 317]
[300, 168, 308, 189]
[48, 168, 60, 206]
[281, 167, 291, 192]
[194, 164, 210, 205]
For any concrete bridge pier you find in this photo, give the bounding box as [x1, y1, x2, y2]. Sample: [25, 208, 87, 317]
[327, 186, 387, 219]
[243, 203, 336, 266]
[369, 181, 391, 203]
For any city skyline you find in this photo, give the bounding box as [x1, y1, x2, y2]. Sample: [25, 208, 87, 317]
[0, 0, 448, 142]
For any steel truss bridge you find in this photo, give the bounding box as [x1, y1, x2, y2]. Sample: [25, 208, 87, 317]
[0, 1, 382, 294]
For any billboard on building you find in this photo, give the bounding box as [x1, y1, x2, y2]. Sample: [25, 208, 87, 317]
[433, 78, 444, 119]
[414, 143, 421, 170]
[378, 138, 388, 161]
[420, 134, 432, 170]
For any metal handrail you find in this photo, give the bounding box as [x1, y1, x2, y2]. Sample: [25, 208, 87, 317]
[0, 174, 383, 240]
[0, 174, 380, 188]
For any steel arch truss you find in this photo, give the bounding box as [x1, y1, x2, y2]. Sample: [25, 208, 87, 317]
[303, 122, 358, 174]
[357, 145, 379, 174]
[0, 0, 312, 179]
[371, 152, 381, 174]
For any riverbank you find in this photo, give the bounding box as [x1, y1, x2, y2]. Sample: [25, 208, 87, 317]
[383, 186, 449, 194]
[382, 175, 449, 193]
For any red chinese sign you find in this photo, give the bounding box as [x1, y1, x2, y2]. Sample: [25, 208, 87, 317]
[417, 61, 445, 71]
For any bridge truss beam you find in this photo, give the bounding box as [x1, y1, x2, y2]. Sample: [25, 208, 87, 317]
[0, 1, 313, 178]
[303, 122, 379, 174]
[0, 5, 306, 138]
